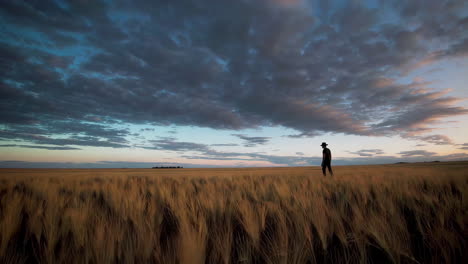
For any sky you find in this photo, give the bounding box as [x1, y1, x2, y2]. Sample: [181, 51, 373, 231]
[1, 0, 468, 168]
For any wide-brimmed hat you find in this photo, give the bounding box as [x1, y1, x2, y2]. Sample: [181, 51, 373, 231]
[320, 142, 328, 146]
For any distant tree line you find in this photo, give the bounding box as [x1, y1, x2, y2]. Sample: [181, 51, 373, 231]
[152, 166, 183, 169]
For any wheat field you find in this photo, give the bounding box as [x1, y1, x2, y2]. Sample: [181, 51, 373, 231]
[0, 162, 467, 264]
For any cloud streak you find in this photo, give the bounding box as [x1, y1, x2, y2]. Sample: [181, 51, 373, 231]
[348, 149, 385, 157]
[458, 143, 468, 150]
[398, 150, 437, 157]
[232, 134, 271, 147]
[0, 144, 80, 150]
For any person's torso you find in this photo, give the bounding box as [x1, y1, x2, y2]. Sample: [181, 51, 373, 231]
[323, 148, 331, 160]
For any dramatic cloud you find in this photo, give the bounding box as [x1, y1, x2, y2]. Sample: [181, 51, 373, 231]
[348, 149, 385, 157]
[1, 0, 467, 150]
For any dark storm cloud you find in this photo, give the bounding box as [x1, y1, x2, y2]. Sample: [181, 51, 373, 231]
[232, 134, 271, 147]
[1, 0, 468, 148]
[348, 149, 385, 157]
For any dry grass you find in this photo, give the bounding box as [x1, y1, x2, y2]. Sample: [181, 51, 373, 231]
[0, 162, 467, 264]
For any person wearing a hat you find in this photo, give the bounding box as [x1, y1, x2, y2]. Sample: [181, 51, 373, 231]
[321, 142, 333, 176]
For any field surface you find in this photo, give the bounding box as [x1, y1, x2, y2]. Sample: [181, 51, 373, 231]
[0, 162, 467, 263]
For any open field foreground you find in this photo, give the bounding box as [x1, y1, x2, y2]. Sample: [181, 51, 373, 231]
[0, 162, 467, 264]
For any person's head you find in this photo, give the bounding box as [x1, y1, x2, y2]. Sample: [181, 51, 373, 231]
[321, 142, 328, 149]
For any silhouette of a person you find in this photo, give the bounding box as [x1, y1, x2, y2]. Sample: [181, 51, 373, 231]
[321, 142, 333, 176]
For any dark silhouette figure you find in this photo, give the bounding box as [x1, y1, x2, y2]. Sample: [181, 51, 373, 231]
[321, 142, 333, 176]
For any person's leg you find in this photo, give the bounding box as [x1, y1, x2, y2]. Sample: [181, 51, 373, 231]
[322, 165, 326, 176]
[328, 163, 333, 176]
